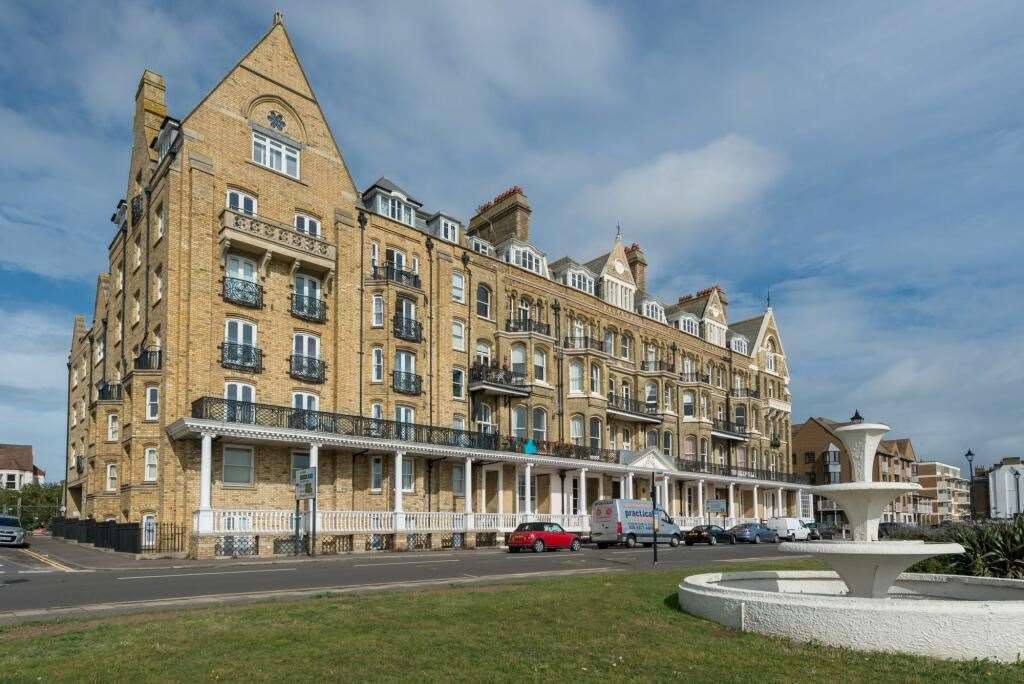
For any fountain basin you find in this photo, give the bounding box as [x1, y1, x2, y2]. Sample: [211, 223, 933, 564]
[780, 540, 965, 598]
[678, 570, 1024, 662]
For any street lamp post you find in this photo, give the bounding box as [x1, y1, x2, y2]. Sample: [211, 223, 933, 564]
[651, 470, 659, 566]
[964, 449, 975, 521]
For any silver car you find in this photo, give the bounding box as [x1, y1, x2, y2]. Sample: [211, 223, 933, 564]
[0, 515, 26, 547]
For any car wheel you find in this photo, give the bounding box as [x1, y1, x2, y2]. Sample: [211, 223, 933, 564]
[669, 534, 680, 548]
[570, 538, 582, 552]
[729, 536, 736, 545]
[709, 535, 717, 545]
[625, 534, 637, 548]
[773, 534, 780, 544]
[532, 539, 545, 553]
[753, 534, 761, 544]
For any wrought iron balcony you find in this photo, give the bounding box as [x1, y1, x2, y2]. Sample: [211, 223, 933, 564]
[392, 315, 423, 342]
[372, 264, 421, 289]
[676, 458, 807, 485]
[96, 382, 122, 401]
[606, 393, 661, 421]
[290, 355, 326, 383]
[730, 387, 760, 398]
[223, 277, 263, 308]
[392, 370, 422, 395]
[221, 343, 263, 372]
[712, 419, 749, 439]
[562, 336, 603, 352]
[771, 434, 782, 448]
[641, 360, 675, 373]
[506, 317, 551, 336]
[291, 294, 326, 323]
[680, 372, 711, 384]
[469, 363, 529, 395]
[134, 349, 162, 371]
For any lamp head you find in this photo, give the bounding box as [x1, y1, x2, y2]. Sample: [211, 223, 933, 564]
[850, 410, 864, 424]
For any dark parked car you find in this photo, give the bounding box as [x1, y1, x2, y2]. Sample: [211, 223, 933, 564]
[803, 522, 822, 541]
[685, 525, 735, 546]
[728, 523, 779, 544]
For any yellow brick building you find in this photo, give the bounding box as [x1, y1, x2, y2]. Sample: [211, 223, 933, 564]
[63, 15, 802, 557]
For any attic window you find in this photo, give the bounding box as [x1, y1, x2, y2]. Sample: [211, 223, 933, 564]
[568, 271, 594, 295]
[252, 130, 299, 178]
[678, 316, 699, 337]
[440, 218, 459, 243]
[509, 246, 542, 274]
[730, 336, 748, 354]
[377, 194, 415, 227]
[470, 238, 492, 256]
[643, 301, 665, 323]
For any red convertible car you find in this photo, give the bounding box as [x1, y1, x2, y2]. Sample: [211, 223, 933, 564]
[508, 522, 582, 553]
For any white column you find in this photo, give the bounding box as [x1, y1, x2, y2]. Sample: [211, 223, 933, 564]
[727, 482, 736, 522]
[551, 472, 563, 515]
[598, 473, 605, 501]
[753, 485, 760, 519]
[394, 451, 404, 530]
[578, 468, 587, 516]
[697, 480, 705, 518]
[308, 443, 320, 534]
[464, 457, 473, 528]
[524, 463, 533, 516]
[626, 473, 634, 498]
[777, 487, 784, 516]
[497, 466, 504, 515]
[515, 465, 521, 514]
[807, 492, 814, 520]
[197, 432, 214, 532]
[797, 488, 804, 518]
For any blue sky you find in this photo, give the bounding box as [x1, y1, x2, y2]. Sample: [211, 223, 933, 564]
[1, 1, 1022, 478]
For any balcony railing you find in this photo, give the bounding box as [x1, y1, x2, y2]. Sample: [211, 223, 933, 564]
[606, 393, 660, 418]
[641, 360, 675, 373]
[676, 458, 807, 485]
[134, 349, 162, 371]
[372, 264, 421, 289]
[96, 382, 122, 401]
[469, 364, 528, 391]
[770, 434, 782, 448]
[730, 387, 760, 398]
[291, 294, 326, 323]
[290, 355, 326, 383]
[221, 343, 263, 372]
[392, 315, 423, 342]
[563, 336, 603, 352]
[712, 419, 749, 438]
[392, 370, 422, 395]
[506, 317, 551, 336]
[680, 372, 711, 384]
[223, 277, 263, 308]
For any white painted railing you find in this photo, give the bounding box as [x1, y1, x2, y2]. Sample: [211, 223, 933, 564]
[319, 510, 394, 533]
[531, 513, 591, 531]
[403, 512, 467, 532]
[195, 510, 593, 534]
[473, 513, 519, 531]
[195, 509, 301, 534]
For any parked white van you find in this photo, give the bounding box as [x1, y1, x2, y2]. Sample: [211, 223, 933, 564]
[591, 499, 681, 548]
[767, 517, 811, 541]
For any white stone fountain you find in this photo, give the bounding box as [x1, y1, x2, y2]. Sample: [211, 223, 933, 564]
[677, 413, 1024, 662]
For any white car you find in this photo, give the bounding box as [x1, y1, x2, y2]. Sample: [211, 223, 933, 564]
[766, 516, 810, 541]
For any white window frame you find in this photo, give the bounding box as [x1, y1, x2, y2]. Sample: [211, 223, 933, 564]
[145, 386, 160, 420]
[252, 130, 299, 179]
[107, 413, 119, 442]
[222, 445, 255, 487]
[293, 332, 320, 360]
[372, 294, 384, 327]
[144, 447, 158, 482]
[440, 218, 459, 243]
[533, 349, 546, 382]
[452, 320, 466, 351]
[452, 462, 465, 496]
[451, 272, 465, 302]
[569, 360, 584, 393]
[402, 458, 414, 493]
[371, 346, 384, 382]
[294, 213, 320, 236]
[371, 456, 383, 492]
[106, 463, 118, 491]
[476, 284, 491, 319]
[226, 189, 257, 215]
[452, 367, 466, 399]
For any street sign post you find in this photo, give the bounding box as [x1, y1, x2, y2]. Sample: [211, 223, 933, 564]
[707, 499, 727, 526]
[294, 468, 317, 556]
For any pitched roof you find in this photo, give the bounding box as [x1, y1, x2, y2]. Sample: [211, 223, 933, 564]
[0, 444, 34, 472]
[583, 252, 610, 275]
[362, 176, 421, 206]
[729, 314, 764, 343]
[665, 293, 709, 319]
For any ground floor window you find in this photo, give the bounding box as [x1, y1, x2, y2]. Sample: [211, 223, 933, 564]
[517, 472, 537, 513]
[452, 462, 465, 496]
[223, 446, 254, 486]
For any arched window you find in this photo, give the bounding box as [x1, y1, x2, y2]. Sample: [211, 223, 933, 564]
[533, 348, 546, 382]
[682, 356, 693, 375]
[644, 382, 658, 406]
[589, 417, 602, 451]
[622, 427, 632, 450]
[476, 284, 491, 318]
[517, 298, 530, 322]
[475, 341, 491, 367]
[512, 405, 527, 439]
[646, 429, 659, 448]
[621, 382, 631, 401]
[663, 385, 673, 411]
[751, 448, 759, 470]
[699, 438, 709, 462]
[736, 446, 747, 468]
[735, 405, 747, 428]
[570, 415, 584, 445]
[589, 363, 601, 393]
[620, 334, 632, 359]
[569, 360, 584, 393]
[510, 343, 526, 376]
[532, 407, 547, 443]
[682, 391, 695, 417]
[476, 402, 494, 433]
[662, 431, 673, 457]
[603, 329, 615, 354]
[765, 338, 777, 371]
[684, 436, 697, 460]
[700, 393, 708, 417]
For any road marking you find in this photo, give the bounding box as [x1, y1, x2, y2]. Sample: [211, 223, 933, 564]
[19, 548, 76, 572]
[18, 570, 54, 574]
[721, 554, 801, 563]
[116, 568, 297, 580]
[352, 559, 460, 567]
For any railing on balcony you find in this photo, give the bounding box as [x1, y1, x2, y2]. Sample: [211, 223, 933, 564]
[676, 458, 807, 485]
[730, 387, 760, 398]
[469, 364, 528, 391]
[606, 393, 660, 418]
[562, 336, 603, 352]
[96, 382, 122, 401]
[291, 294, 326, 323]
[712, 419, 749, 438]
[371, 264, 421, 289]
[392, 370, 422, 395]
[392, 315, 423, 342]
[680, 372, 711, 384]
[640, 360, 675, 373]
[222, 277, 263, 308]
[770, 434, 782, 448]
[506, 317, 551, 336]
[134, 349, 162, 371]
[221, 343, 263, 372]
[290, 355, 326, 383]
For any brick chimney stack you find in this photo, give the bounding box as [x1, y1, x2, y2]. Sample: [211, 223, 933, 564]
[467, 186, 531, 245]
[625, 243, 647, 292]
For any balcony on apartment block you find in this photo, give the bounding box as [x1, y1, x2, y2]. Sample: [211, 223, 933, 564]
[290, 355, 326, 383]
[606, 394, 662, 424]
[392, 370, 423, 395]
[505, 317, 551, 336]
[218, 208, 336, 276]
[291, 293, 326, 323]
[371, 263, 421, 289]
[711, 419, 749, 441]
[222, 276, 263, 308]
[392, 315, 423, 343]
[221, 343, 263, 373]
[562, 336, 604, 352]
[468, 363, 530, 397]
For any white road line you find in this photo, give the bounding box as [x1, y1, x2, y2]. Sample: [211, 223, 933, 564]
[116, 568, 298, 580]
[352, 559, 460, 567]
[721, 554, 800, 563]
[18, 570, 54, 574]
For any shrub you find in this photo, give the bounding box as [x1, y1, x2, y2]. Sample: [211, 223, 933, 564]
[909, 517, 1024, 579]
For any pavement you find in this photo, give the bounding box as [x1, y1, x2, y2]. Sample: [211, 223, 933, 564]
[0, 536, 805, 626]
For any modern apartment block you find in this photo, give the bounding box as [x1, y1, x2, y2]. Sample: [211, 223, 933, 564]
[984, 457, 1023, 519]
[792, 418, 929, 525]
[62, 15, 801, 557]
[915, 462, 970, 523]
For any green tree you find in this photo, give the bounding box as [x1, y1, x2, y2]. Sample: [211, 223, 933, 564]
[0, 482, 63, 528]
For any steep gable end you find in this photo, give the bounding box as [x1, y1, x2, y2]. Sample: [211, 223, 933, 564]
[238, 22, 315, 101]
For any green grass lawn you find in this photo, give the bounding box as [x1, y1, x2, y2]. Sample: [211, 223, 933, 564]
[2, 559, 1021, 683]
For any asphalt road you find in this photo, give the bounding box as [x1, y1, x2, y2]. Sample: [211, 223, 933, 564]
[0, 541, 797, 622]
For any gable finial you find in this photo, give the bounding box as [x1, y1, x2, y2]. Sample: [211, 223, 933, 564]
[766, 289, 771, 309]
[615, 222, 622, 241]
[273, 11, 284, 25]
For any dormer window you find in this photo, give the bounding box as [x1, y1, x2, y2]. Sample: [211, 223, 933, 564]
[440, 218, 459, 243]
[730, 336, 748, 354]
[677, 315, 700, 337]
[252, 130, 299, 178]
[643, 301, 665, 323]
[509, 246, 543, 274]
[377, 194, 415, 226]
[470, 238, 493, 256]
[568, 271, 594, 295]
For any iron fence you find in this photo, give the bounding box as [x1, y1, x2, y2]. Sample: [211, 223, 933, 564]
[291, 294, 326, 322]
[222, 277, 263, 308]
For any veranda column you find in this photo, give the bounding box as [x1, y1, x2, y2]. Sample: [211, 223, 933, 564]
[753, 485, 760, 520]
[626, 473, 634, 498]
[776, 487, 784, 516]
[308, 442, 320, 534]
[197, 432, 215, 532]
[578, 468, 588, 516]
[394, 451, 404, 531]
[697, 479, 705, 519]
[464, 457, 474, 528]
[727, 482, 736, 522]
[524, 463, 533, 517]
[497, 465, 504, 516]
[797, 488, 804, 518]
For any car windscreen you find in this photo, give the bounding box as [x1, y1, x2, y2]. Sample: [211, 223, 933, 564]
[0, 517, 19, 527]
